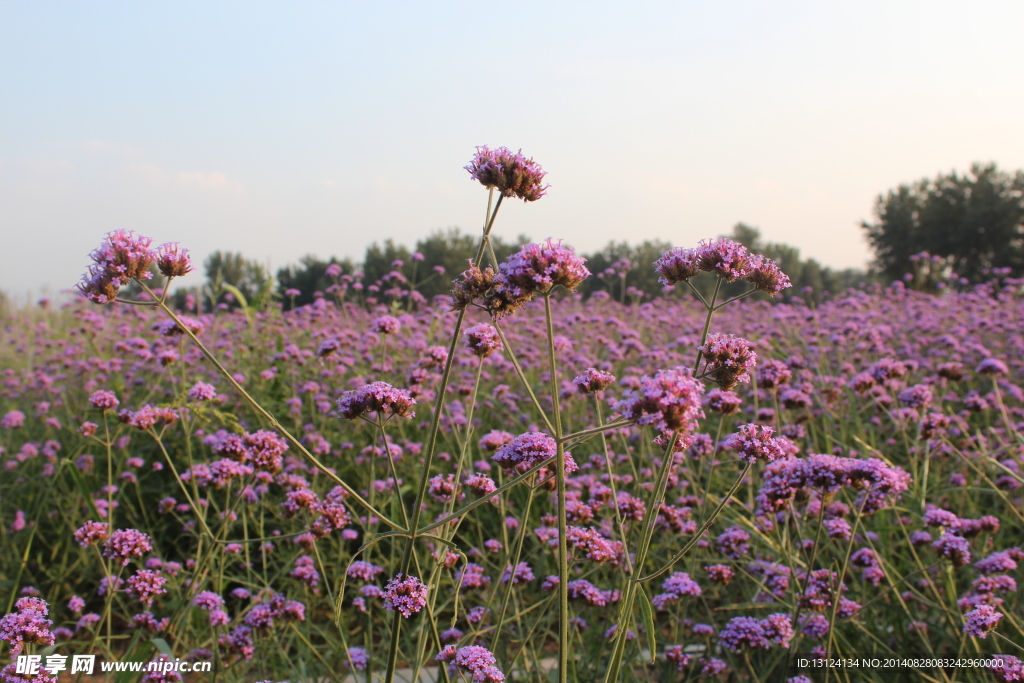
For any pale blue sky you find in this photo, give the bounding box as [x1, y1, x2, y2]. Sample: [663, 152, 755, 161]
[3, 1, 1023, 300]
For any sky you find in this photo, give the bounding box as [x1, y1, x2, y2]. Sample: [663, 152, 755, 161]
[2, 1, 1024, 302]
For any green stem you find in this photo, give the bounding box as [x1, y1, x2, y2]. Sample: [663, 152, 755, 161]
[544, 294, 570, 683]
[137, 281, 400, 531]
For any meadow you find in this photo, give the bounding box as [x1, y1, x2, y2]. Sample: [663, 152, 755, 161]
[1, 148, 1022, 683]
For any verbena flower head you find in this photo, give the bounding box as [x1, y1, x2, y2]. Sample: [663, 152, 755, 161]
[155, 242, 193, 278]
[963, 604, 1002, 638]
[450, 261, 496, 312]
[572, 368, 616, 395]
[1, 411, 25, 430]
[465, 145, 549, 202]
[74, 520, 110, 547]
[103, 528, 153, 566]
[695, 238, 752, 281]
[437, 644, 506, 682]
[78, 230, 157, 303]
[699, 334, 757, 390]
[382, 574, 427, 618]
[726, 424, 790, 464]
[337, 382, 416, 421]
[492, 432, 577, 474]
[371, 315, 400, 335]
[489, 239, 590, 318]
[126, 569, 167, 608]
[613, 366, 704, 433]
[464, 323, 503, 358]
[654, 247, 702, 285]
[0, 597, 54, 657]
[744, 254, 791, 295]
[89, 390, 120, 412]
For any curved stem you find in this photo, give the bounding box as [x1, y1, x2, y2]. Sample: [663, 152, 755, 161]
[385, 189, 505, 683]
[137, 280, 401, 531]
[640, 461, 752, 583]
[603, 431, 679, 683]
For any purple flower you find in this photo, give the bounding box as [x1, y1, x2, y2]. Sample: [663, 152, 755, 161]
[699, 334, 757, 389]
[382, 574, 427, 618]
[187, 382, 217, 401]
[654, 247, 702, 285]
[963, 604, 1002, 638]
[695, 238, 752, 281]
[438, 644, 506, 682]
[976, 358, 1009, 376]
[492, 432, 577, 474]
[0, 597, 54, 656]
[346, 646, 368, 671]
[126, 570, 167, 608]
[489, 239, 590, 317]
[464, 323, 503, 358]
[501, 562, 535, 584]
[0, 410, 25, 430]
[290, 556, 320, 590]
[103, 528, 153, 566]
[371, 315, 401, 335]
[726, 424, 790, 464]
[703, 389, 742, 415]
[337, 382, 416, 421]
[465, 145, 548, 202]
[73, 520, 110, 547]
[193, 591, 225, 611]
[88, 390, 120, 412]
[346, 561, 385, 582]
[243, 430, 289, 473]
[704, 564, 735, 585]
[78, 230, 157, 304]
[572, 368, 616, 394]
[665, 645, 692, 671]
[614, 366, 704, 433]
[744, 254, 791, 294]
[156, 242, 193, 278]
[933, 533, 971, 567]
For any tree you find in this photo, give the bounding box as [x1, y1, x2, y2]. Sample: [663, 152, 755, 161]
[276, 255, 355, 309]
[862, 162, 1024, 283]
[204, 251, 272, 310]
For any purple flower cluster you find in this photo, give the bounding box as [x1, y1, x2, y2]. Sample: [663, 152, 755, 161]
[382, 574, 427, 618]
[464, 323, 503, 358]
[653, 239, 790, 293]
[572, 368, 616, 395]
[613, 366, 704, 433]
[465, 145, 548, 202]
[437, 644, 505, 682]
[488, 239, 590, 318]
[492, 432, 577, 475]
[0, 597, 54, 656]
[652, 571, 702, 609]
[337, 382, 416, 421]
[718, 613, 794, 651]
[103, 528, 153, 566]
[725, 423, 791, 464]
[756, 454, 911, 518]
[699, 334, 757, 390]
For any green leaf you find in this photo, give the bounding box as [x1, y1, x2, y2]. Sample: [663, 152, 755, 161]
[150, 638, 173, 656]
[636, 586, 657, 663]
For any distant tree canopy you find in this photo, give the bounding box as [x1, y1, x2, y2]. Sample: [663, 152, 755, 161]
[204, 251, 272, 309]
[276, 255, 356, 310]
[726, 224, 869, 298]
[862, 162, 1024, 283]
[192, 225, 869, 311]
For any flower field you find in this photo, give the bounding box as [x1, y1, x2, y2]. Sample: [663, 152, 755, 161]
[2, 149, 1023, 683]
